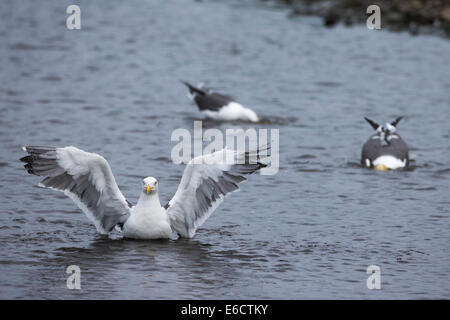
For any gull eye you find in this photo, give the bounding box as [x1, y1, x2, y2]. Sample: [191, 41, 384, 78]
[154, 181, 157, 185]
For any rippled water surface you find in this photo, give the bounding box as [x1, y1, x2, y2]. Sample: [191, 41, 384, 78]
[1, 0, 449, 299]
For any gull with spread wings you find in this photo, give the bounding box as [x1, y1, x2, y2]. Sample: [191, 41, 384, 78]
[20, 146, 268, 239]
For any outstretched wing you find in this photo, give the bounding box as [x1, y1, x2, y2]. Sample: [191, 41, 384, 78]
[166, 147, 268, 238]
[20, 146, 131, 234]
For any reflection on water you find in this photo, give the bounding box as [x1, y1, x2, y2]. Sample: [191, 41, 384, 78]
[0, 0, 449, 299]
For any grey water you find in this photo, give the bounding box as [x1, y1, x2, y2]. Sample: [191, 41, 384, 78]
[0, 0, 449, 299]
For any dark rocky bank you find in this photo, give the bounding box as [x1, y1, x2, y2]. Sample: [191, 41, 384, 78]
[269, 0, 450, 37]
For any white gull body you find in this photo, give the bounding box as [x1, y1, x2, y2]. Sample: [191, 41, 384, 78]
[202, 102, 259, 122]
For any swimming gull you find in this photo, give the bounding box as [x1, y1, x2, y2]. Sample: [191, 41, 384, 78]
[182, 81, 259, 122]
[361, 117, 409, 171]
[20, 145, 268, 239]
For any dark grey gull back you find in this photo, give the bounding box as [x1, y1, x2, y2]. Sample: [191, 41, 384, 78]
[361, 133, 410, 167]
[183, 81, 234, 111]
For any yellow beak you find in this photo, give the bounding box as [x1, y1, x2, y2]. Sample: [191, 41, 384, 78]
[374, 164, 389, 171]
[146, 185, 152, 194]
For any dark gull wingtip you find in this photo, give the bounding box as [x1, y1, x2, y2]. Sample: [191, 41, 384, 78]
[391, 116, 403, 127]
[181, 81, 206, 95]
[364, 117, 379, 130]
[20, 155, 33, 163]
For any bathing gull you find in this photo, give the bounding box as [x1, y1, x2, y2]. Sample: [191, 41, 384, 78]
[182, 81, 259, 122]
[20, 145, 267, 239]
[361, 117, 409, 171]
